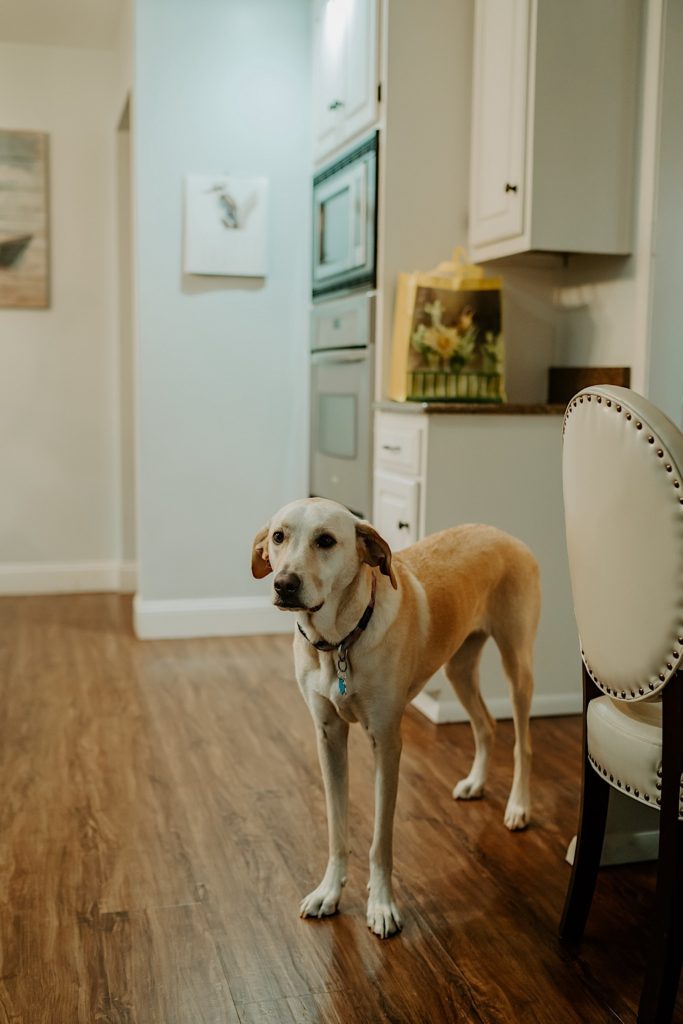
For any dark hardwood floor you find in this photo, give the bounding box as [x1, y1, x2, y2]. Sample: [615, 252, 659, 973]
[0, 594, 680, 1023]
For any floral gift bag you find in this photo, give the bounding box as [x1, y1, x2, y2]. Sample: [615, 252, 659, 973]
[388, 250, 505, 403]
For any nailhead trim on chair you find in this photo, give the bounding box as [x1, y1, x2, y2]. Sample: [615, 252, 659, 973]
[588, 752, 683, 817]
[565, 392, 683, 701]
[579, 652, 670, 701]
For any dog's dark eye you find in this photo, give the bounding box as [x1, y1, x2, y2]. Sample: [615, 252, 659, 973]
[316, 533, 337, 549]
[272, 530, 284, 545]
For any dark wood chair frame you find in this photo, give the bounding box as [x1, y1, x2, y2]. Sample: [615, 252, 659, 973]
[560, 665, 683, 1024]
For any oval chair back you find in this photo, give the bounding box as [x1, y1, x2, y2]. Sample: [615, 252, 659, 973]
[563, 385, 683, 699]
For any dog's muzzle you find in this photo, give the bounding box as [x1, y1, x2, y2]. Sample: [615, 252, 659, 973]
[273, 572, 303, 609]
[273, 572, 324, 612]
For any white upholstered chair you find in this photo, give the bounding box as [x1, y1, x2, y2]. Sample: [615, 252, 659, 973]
[559, 385, 683, 1024]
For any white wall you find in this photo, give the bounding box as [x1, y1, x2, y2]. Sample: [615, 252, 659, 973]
[112, 0, 134, 117]
[377, 0, 474, 402]
[0, 42, 124, 593]
[113, 0, 137, 574]
[478, 0, 664, 405]
[646, 0, 683, 426]
[133, 0, 311, 636]
[116, 111, 136, 566]
[549, 0, 665, 399]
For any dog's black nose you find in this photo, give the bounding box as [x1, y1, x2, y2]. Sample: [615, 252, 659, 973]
[274, 572, 301, 597]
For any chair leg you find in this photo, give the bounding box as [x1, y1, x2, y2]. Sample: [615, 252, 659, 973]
[638, 674, 683, 1024]
[560, 665, 610, 943]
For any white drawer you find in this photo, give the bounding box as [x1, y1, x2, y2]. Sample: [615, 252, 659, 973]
[375, 421, 423, 476]
[311, 293, 374, 350]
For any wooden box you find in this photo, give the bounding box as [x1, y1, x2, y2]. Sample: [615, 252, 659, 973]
[547, 367, 631, 405]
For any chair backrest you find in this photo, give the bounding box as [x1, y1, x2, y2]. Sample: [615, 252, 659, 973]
[562, 385, 683, 702]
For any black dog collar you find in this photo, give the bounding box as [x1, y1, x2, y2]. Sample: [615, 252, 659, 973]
[297, 574, 376, 657]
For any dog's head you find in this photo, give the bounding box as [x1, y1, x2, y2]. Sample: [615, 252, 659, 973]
[251, 498, 397, 612]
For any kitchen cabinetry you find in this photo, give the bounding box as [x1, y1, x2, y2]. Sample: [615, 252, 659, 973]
[374, 407, 578, 723]
[373, 413, 425, 547]
[312, 0, 379, 163]
[308, 0, 473, 520]
[373, 473, 419, 552]
[469, 0, 642, 261]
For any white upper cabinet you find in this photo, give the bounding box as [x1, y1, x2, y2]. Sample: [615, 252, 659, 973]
[470, 0, 529, 249]
[469, 0, 642, 262]
[312, 0, 379, 164]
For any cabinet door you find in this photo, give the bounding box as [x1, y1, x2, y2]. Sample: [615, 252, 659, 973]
[342, 0, 379, 145]
[373, 473, 419, 553]
[313, 0, 378, 163]
[312, 0, 346, 160]
[469, 0, 530, 248]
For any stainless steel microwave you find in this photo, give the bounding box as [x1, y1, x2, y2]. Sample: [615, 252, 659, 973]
[312, 133, 378, 300]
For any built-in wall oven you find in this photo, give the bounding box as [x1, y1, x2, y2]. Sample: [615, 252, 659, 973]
[309, 134, 378, 517]
[310, 292, 375, 519]
[312, 133, 378, 299]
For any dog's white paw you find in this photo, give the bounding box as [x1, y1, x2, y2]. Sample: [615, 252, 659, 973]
[366, 896, 403, 938]
[452, 775, 485, 800]
[299, 882, 343, 919]
[504, 800, 530, 831]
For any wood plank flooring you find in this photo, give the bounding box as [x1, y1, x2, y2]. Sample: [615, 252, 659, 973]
[0, 593, 680, 1023]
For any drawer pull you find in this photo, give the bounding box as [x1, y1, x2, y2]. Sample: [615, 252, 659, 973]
[398, 521, 410, 530]
[382, 444, 401, 452]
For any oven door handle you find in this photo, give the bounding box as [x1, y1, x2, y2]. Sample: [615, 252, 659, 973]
[311, 349, 369, 366]
[351, 161, 368, 268]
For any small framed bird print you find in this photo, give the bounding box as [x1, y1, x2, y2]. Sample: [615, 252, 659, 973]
[183, 174, 268, 278]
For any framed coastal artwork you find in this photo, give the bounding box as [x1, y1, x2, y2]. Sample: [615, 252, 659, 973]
[183, 174, 268, 277]
[0, 130, 50, 309]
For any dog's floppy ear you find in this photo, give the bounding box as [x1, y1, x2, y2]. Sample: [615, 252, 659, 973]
[251, 522, 272, 579]
[356, 520, 397, 589]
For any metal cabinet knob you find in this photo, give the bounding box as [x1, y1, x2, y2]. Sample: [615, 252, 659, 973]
[505, 183, 518, 193]
[328, 99, 344, 111]
[398, 521, 410, 530]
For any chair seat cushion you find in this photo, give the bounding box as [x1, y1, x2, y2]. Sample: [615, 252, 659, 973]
[586, 695, 680, 815]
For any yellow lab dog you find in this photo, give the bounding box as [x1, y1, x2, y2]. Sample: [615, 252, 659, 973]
[252, 498, 540, 937]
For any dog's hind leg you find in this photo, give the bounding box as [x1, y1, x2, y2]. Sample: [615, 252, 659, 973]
[494, 630, 534, 831]
[446, 631, 496, 801]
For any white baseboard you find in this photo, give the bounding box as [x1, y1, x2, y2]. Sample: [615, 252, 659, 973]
[117, 561, 137, 593]
[566, 830, 659, 867]
[411, 689, 582, 724]
[133, 594, 294, 639]
[0, 560, 138, 595]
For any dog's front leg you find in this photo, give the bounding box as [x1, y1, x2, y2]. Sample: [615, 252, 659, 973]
[299, 705, 349, 920]
[366, 720, 403, 938]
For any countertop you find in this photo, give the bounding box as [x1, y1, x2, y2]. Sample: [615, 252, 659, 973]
[374, 400, 567, 415]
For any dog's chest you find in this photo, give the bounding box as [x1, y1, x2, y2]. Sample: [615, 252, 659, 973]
[332, 690, 359, 724]
[306, 656, 364, 724]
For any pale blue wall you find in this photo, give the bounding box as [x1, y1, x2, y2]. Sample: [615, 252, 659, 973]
[134, 0, 311, 600]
